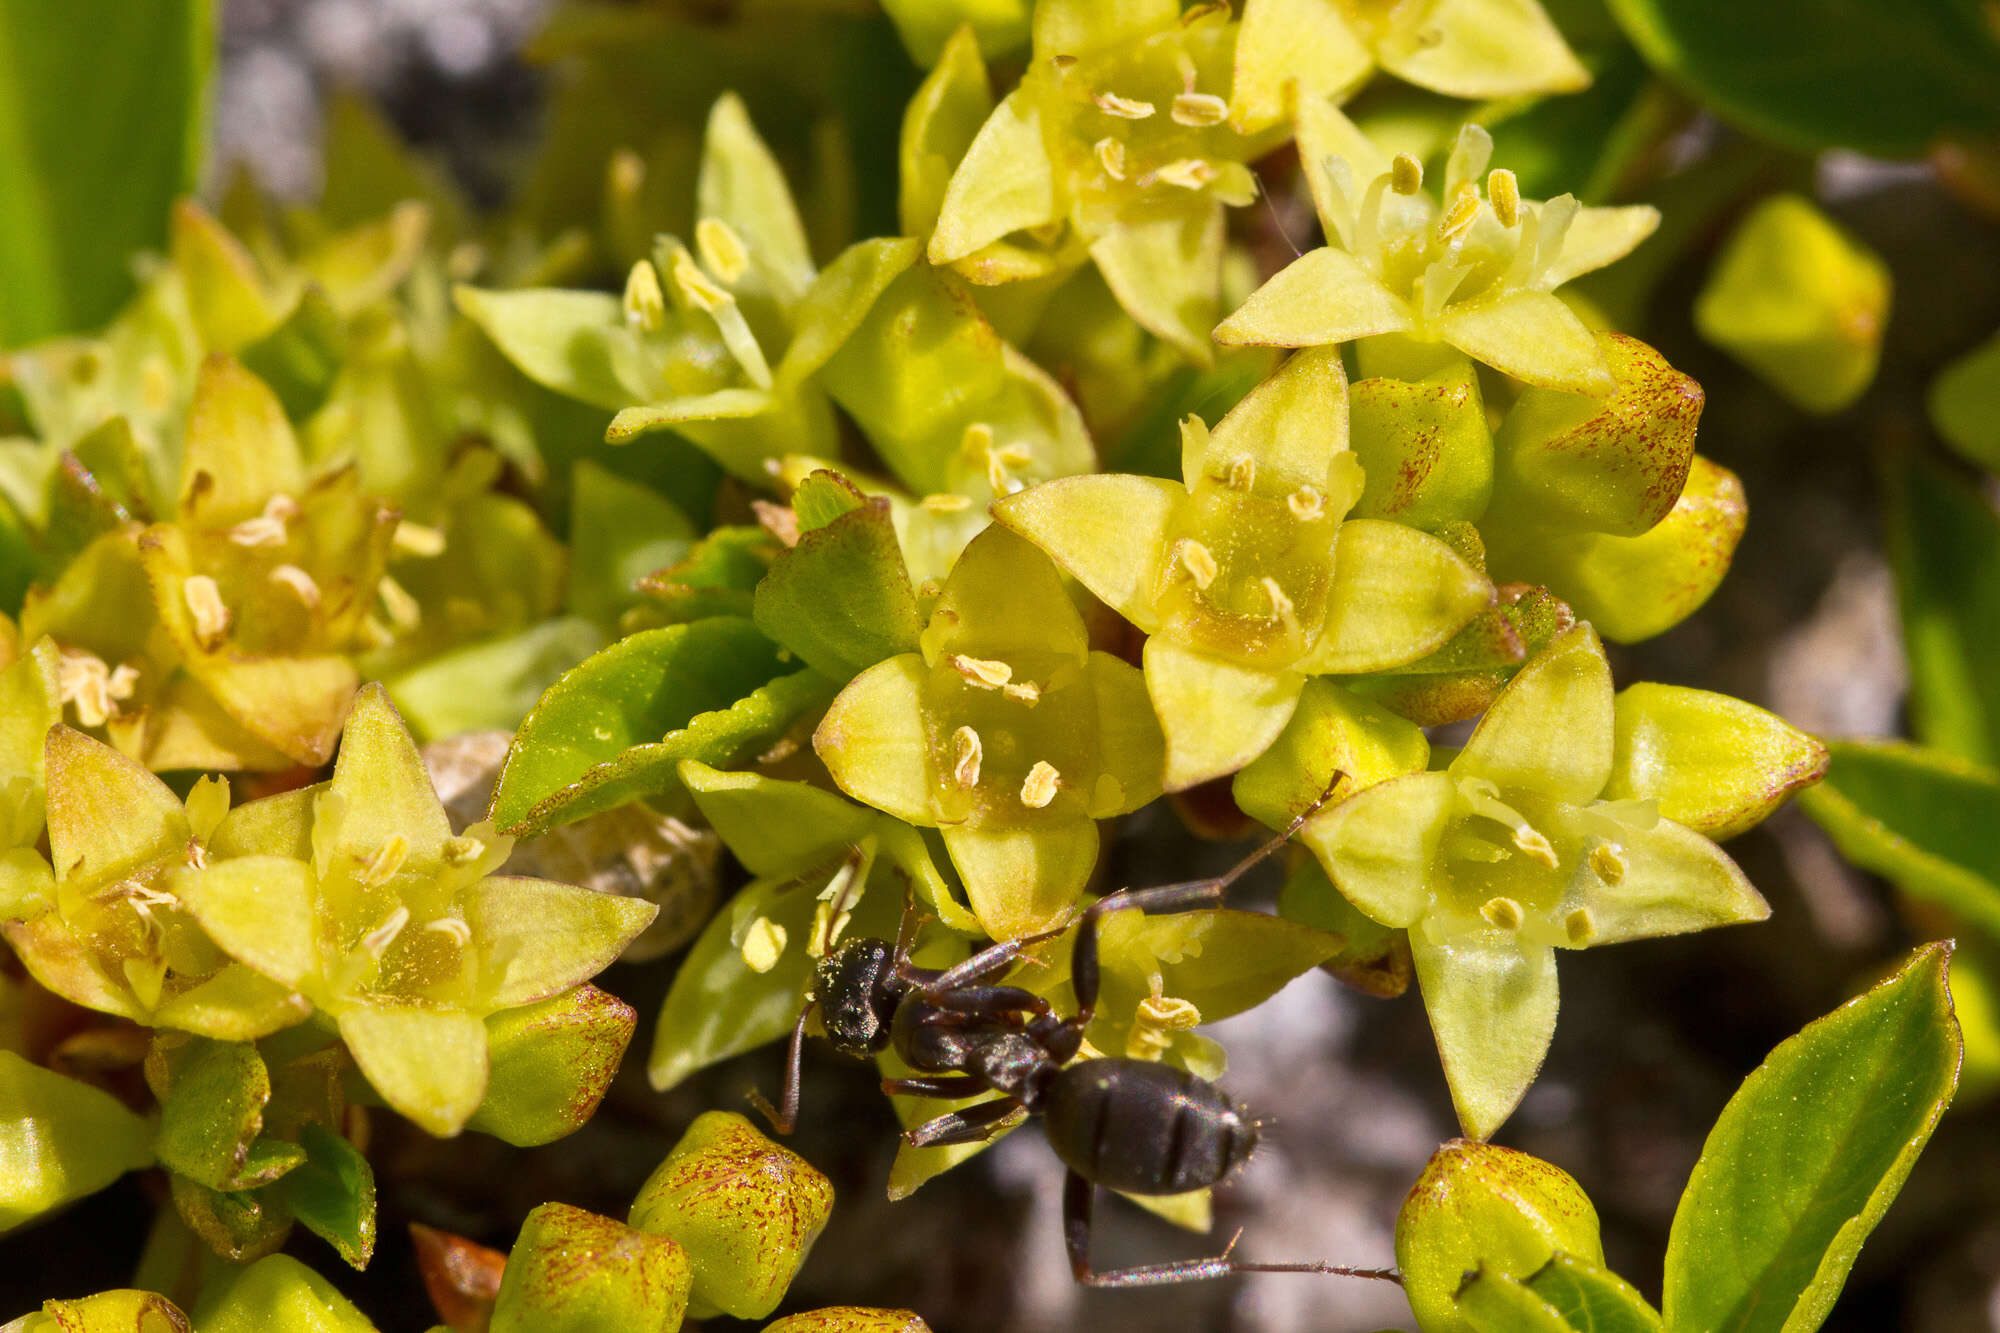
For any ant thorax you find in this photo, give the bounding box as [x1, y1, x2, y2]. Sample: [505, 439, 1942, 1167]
[813, 937, 903, 1060]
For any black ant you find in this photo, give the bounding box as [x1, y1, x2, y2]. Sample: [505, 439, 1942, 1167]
[750, 789, 1400, 1289]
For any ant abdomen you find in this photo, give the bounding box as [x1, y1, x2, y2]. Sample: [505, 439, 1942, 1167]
[1041, 1058, 1257, 1197]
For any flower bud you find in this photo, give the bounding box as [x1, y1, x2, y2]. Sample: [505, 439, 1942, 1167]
[1395, 1140, 1603, 1333]
[763, 1309, 933, 1333]
[628, 1111, 834, 1320]
[467, 985, 635, 1147]
[489, 1203, 690, 1333]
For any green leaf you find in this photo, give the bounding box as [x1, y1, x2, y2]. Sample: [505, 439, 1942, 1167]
[0, 1050, 156, 1232]
[281, 1122, 377, 1270]
[0, 0, 215, 344]
[1929, 328, 2000, 473]
[1606, 0, 2000, 157]
[1797, 741, 2000, 939]
[1662, 943, 1961, 1333]
[754, 490, 923, 680]
[567, 461, 694, 631]
[1454, 1267, 1574, 1333]
[1886, 459, 2000, 768]
[1525, 1252, 1662, 1331]
[385, 617, 609, 744]
[153, 1039, 298, 1192]
[487, 617, 791, 834]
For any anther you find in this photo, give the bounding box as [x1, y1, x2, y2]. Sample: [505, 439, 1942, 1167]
[1480, 896, 1525, 930]
[952, 726, 983, 787]
[426, 917, 473, 946]
[1094, 92, 1156, 119]
[671, 249, 732, 314]
[1437, 191, 1481, 241]
[1004, 681, 1042, 706]
[1095, 138, 1128, 181]
[1287, 486, 1324, 520]
[1179, 539, 1219, 590]
[269, 564, 321, 608]
[1488, 168, 1521, 228]
[392, 520, 447, 557]
[696, 217, 751, 285]
[379, 575, 422, 631]
[921, 493, 973, 514]
[228, 494, 298, 547]
[741, 916, 788, 973]
[1589, 842, 1627, 884]
[1150, 158, 1218, 190]
[1227, 455, 1256, 491]
[951, 655, 1013, 688]
[361, 834, 410, 887]
[1565, 907, 1596, 945]
[1261, 576, 1294, 621]
[623, 259, 668, 332]
[360, 905, 410, 958]
[1391, 152, 1424, 196]
[183, 576, 231, 650]
[1172, 92, 1229, 126]
[1513, 825, 1560, 869]
[1020, 761, 1061, 809]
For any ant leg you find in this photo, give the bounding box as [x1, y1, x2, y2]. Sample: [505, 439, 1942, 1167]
[905, 1096, 1025, 1148]
[924, 983, 1051, 1019]
[894, 916, 1074, 994]
[1070, 771, 1345, 1022]
[747, 1001, 814, 1136]
[881, 1073, 988, 1098]
[1062, 1173, 1400, 1289]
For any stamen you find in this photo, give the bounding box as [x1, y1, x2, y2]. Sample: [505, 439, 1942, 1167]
[1390, 152, 1424, 196]
[1437, 191, 1481, 243]
[379, 575, 421, 631]
[695, 217, 751, 285]
[426, 917, 473, 945]
[360, 905, 410, 958]
[741, 916, 787, 973]
[921, 493, 973, 514]
[623, 260, 667, 332]
[183, 576, 231, 650]
[952, 726, 983, 787]
[986, 441, 1034, 495]
[1003, 681, 1041, 706]
[1094, 92, 1156, 119]
[392, 520, 447, 557]
[269, 564, 321, 608]
[1150, 158, 1218, 190]
[1261, 576, 1295, 622]
[1488, 168, 1521, 228]
[1095, 138, 1128, 181]
[360, 834, 410, 887]
[58, 650, 135, 727]
[1227, 456, 1256, 492]
[951, 655, 1013, 688]
[1020, 761, 1061, 809]
[1480, 896, 1524, 930]
[228, 495, 298, 547]
[1589, 842, 1627, 884]
[1513, 826, 1559, 869]
[1288, 486, 1325, 520]
[1172, 92, 1229, 127]
[1179, 539, 1219, 590]
[1565, 907, 1596, 944]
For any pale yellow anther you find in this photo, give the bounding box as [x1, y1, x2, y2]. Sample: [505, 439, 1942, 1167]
[921, 493, 974, 514]
[1565, 907, 1596, 945]
[695, 217, 751, 285]
[951, 654, 1014, 688]
[1094, 91, 1156, 119]
[671, 249, 733, 314]
[379, 575, 422, 632]
[183, 576, 231, 650]
[807, 901, 854, 959]
[425, 916, 473, 946]
[1391, 153, 1424, 196]
[741, 916, 788, 973]
[1261, 576, 1295, 621]
[1003, 681, 1042, 706]
[1020, 760, 1061, 809]
[1227, 455, 1256, 491]
[442, 835, 484, 865]
[269, 564, 322, 608]
[1180, 539, 1219, 590]
[360, 833, 410, 887]
[952, 726, 984, 788]
[446, 241, 486, 282]
[609, 148, 645, 198]
[228, 495, 299, 547]
[1438, 191, 1482, 241]
[623, 259, 668, 332]
[58, 650, 137, 727]
[1095, 137, 1128, 181]
[1172, 92, 1229, 127]
[1488, 169, 1521, 228]
[1138, 993, 1202, 1029]
[1589, 842, 1628, 885]
[985, 440, 1035, 494]
[1513, 825, 1560, 869]
[1151, 158, 1218, 190]
[1480, 896, 1525, 930]
[960, 421, 996, 461]
[392, 520, 447, 558]
[360, 905, 410, 958]
[1287, 485, 1325, 521]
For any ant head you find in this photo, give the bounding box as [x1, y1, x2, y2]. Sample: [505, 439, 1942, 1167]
[815, 937, 905, 1060]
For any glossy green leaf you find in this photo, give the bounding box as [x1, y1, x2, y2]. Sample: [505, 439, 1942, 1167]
[153, 1039, 298, 1192]
[1606, 0, 2000, 156]
[1454, 1267, 1575, 1333]
[487, 617, 791, 834]
[281, 1122, 376, 1270]
[1523, 1252, 1662, 1332]
[0, 1051, 155, 1232]
[754, 489, 923, 680]
[1797, 741, 2000, 939]
[0, 0, 214, 344]
[1886, 460, 2000, 768]
[1663, 943, 1961, 1333]
[567, 461, 694, 630]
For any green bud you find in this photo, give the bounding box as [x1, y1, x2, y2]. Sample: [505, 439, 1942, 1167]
[197, 1254, 380, 1333]
[8, 1290, 191, 1333]
[629, 1111, 834, 1321]
[0, 1051, 155, 1233]
[468, 985, 636, 1147]
[1348, 359, 1493, 531]
[1395, 1140, 1603, 1333]
[763, 1309, 932, 1333]
[490, 1203, 691, 1333]
[1603, 683, 1828, 839]
[1694, 194, 1890, 415]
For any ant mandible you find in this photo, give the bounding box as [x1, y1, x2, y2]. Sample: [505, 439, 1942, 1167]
[750, 786, 1401, 1289]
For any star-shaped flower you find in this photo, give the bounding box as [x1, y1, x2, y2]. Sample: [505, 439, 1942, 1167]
[926, 0, 1287, 362]
[1231, 0, 1591, 134]
[1216, 109, 1659, 394]
[995, 346, 1491, 789]
[813, 525, 1164, 939]
[1300, 623, 1771, 1138]
[171, 685, 657, 1135]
